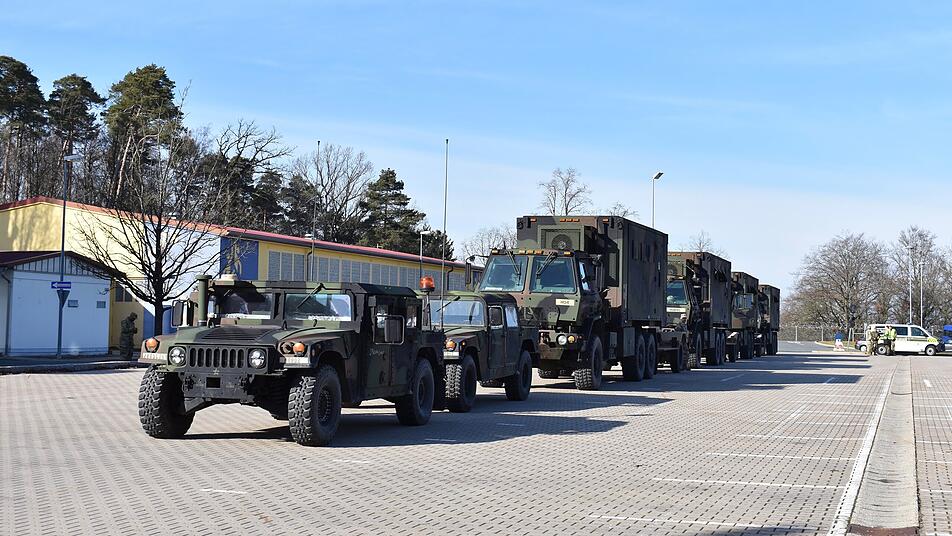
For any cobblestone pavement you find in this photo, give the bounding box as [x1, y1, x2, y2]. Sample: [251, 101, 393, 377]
[0, 344, 934, 535]
[911, 355, 952, 536]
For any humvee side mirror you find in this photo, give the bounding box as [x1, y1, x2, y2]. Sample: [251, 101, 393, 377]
[382, 315, 404, 344]
[488, 307, 504, 329]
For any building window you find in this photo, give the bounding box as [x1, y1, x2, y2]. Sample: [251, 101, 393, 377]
[67, 299, 79, 308]
[115, 286, 134, 303]
[96, 301, 107, 309]
[268, 251, 307, 281]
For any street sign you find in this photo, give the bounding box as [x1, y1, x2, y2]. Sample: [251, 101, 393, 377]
[51, 281, 72, 290]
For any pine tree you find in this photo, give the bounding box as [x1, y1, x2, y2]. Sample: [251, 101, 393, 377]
[251, 170, 286, 232]
[48, 74, 105, 153]
[358, 168, 424, 252]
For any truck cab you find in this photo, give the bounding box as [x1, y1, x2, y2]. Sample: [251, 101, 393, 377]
[138, 276, 445, 447]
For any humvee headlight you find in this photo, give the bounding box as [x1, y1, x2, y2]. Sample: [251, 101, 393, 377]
[445, 340, 457, 351]
[556, 334, 568, 346]
[168, 347, 186, 366]
[248, 349, 267, 369]
[144, 338, 160, 353]
[292, 342, 307, 356]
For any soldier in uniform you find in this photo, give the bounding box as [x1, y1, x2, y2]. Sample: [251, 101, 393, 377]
[886, 325, 897, 356]
[865, 325, 877, 356]
[120, 312, 138, 360]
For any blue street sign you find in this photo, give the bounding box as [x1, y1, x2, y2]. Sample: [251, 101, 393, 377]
[51, 281, 72, 290]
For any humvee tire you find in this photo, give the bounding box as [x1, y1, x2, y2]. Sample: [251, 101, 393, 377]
[538, 369, 560, 379]
[288, 365, 342, 447]
[396, 358, 435, 426]
[622, 335, 645, 381]
[139, 367, 194, 439]
[573, 337, 604, 390]
[504, 350, 532, 401]
[446, 354, 478, 413]
[644, 334, 656, 379]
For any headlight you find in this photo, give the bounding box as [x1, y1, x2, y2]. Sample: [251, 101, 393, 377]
[248, 349, 267, 369]
[445, 340, 457, 351]
[168, 347, 186, 366]
[557, 334, 568, 346]
[144, 338, 160, 353]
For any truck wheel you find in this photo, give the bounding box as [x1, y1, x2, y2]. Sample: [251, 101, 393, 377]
[538, 369, 560, 379]
[396, 358, 435, 426]
[690, 333, 702, 370]
[670, 343, 684, 373]
[505, 350, 533, 401]
[573, 337, 604, 390]
[139, 367, 193, 439]
[288, 366, 342, 447]
[622, 335, 645, 381]
[644, 334, 656, 379]
[727, 342, 738, 363]
[926, 345, 938, 357]
[446, 355, 478, 413]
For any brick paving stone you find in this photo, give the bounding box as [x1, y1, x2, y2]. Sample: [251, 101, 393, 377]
[911, 356, 952, 536]
[0, 347, 910, 535]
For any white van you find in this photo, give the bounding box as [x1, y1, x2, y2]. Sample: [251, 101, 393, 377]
[867, 324, 940, 356]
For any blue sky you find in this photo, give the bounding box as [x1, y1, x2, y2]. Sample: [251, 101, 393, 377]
[4, 1, 951, 292]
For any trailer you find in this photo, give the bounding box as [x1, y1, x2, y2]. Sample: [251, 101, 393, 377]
[728, 272, 759, 360]
[477, 215, 667, 390]
[756, 284, 781, 355]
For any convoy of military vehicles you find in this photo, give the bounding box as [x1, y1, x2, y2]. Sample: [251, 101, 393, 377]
[138, 214, 780, 446]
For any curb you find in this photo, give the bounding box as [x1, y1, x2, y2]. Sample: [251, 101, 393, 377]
[0, 361, 147, 375]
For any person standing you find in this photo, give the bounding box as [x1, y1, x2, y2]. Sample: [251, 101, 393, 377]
[886, 325, 897, 356]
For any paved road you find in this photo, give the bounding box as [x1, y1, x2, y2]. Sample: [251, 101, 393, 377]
[0, 346, 945, 535]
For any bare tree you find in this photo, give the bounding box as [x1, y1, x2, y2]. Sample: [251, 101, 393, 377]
[294, 143, 374, 243]
[538, 167, 590, 215]
[886, 226, 944, 326]
[75, 120, 259, 336]
[680, 230, 728, 258]
[784, 232, 888, 333]
[605, 202, 637, 220]
[461, 224, 518, 264]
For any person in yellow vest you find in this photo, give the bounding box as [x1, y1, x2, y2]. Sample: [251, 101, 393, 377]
[886, 325, 897, 355]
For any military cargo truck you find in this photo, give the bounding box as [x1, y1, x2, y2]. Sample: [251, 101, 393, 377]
[478, 215, 667, 390]
[728, 271, 760, 360]
[659, 251, 732, 370]
[138, 275, 445, 447]
[427, 291, 536, 412]
[757, 285, 781, 356]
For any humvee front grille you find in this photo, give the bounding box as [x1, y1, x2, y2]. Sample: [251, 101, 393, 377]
[188, 347, 246, 369]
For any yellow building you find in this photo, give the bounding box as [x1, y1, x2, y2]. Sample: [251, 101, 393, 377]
[0, 197, 478, 349]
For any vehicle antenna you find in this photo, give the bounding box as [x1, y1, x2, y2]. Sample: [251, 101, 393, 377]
[440, 138, 449, 331]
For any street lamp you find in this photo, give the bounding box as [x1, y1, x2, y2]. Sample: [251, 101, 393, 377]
[419, 229, 436, 282]
[907, 245, 914, 325]
[57, 153, 83, 359]
[651, 171, 663, 228]
[919, 259, 927, 326]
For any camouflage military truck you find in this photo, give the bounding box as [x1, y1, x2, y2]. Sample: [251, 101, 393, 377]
[658, 251, 732, 370]
[756, 284, 781, 356]
[427, 291, 536, 412]
[478, 215, 667, 390]
[727, 271, 760, 360]
[138, 275, 445, 447]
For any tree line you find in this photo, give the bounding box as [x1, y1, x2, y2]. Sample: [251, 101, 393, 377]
[784, 226, 952, 335]
[0, 55, 453, 259]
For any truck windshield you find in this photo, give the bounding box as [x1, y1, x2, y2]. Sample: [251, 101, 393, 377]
[479, 255, 529, 292]
[666, 281, 688, 305]
[285, 293, 353, 321]
[529, 255, 577, 294]
[219, 289, 275, 319]
[430, 299, 485, 327]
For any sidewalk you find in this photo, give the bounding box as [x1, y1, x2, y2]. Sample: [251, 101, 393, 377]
[0, 354, 145, 374]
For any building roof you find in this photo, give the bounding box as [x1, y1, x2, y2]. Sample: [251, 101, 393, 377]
[0, 250, 123, 277]
[0, 196, 474, 270]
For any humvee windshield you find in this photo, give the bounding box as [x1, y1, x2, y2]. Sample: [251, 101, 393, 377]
[430, 298, 485, 327]
[285, 293, 353, 321]
[666, 281, 688, 305]
[218, 289, 275, 319]
[479, 255, 529, 292]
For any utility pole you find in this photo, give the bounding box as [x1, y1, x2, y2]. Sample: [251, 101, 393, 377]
[651, 171, 663, 227]
[57, 154, 83, 358]
[907, 245, 914, 324]
[919, 259, 926, 326]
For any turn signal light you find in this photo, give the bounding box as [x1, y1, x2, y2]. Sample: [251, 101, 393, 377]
[144, 338, 160, 353]
[445, 340, 457, 351]
[292, 342, 307, 356]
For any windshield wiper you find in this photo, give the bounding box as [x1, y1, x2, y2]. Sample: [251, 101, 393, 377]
[535, 252, 558, 276]
[435, 295, 462, 315]
[507, 250, 522, 277]
[293, 283, 326, 313]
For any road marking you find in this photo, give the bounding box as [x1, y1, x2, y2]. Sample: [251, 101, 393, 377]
[760, 404, 807, 438]
[738, 435, 863, 441]
[199, 488, 247, 495]
[496, 423, 526, 427]
[757, 421, 866, 426]
[332, 459, 372, 464]
[916, 397, 952, 400]
[827, 376, 892, 536]
[925, 379, 934, 388]
[586, 514, 814, 531]
[824, 377, 836, 384]
[799, 394, 873, 398]
[424, 438, 458, 443]
[797, 401, 875, 406]
[922, 489, 952, 494]
[706, 452, 856, 461]
[924, 460, 952, 464]
[915, 405, 952, 408]
[651, 477, 843, 490]
[917, 440, 952, 445]
[719, 373, 746, 382]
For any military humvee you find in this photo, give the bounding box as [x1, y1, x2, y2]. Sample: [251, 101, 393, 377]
[427, 291, 537, 412]
[138, 275, 445, 447]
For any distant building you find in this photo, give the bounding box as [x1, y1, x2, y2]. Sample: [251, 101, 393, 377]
[0, 197, 478, 349]
[0, 251, 118, 356]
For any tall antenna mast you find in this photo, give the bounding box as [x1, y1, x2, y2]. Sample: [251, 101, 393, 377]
[440, 138, 449, 330]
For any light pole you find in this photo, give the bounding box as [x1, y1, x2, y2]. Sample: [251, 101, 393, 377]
[919, 259, 926, 326]
[651, 171, 663, 227]
[419, 229, 436, 282]
[57, 154, 83, 359]
[907, 245, 914, 324]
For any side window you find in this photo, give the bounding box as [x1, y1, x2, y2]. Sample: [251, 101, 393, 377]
[578, 261, 592, 292]
[894, 326, 909, 337]
[504, 305, 519, 328]
[912, 327, 926, 337]
[488, 306, 504, 328]
[406, 305, 418, 328]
